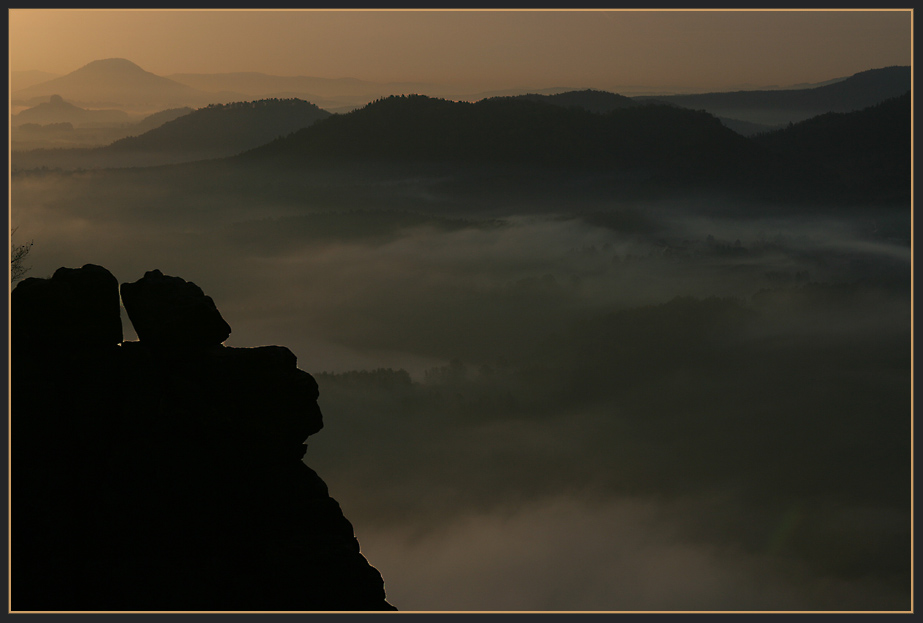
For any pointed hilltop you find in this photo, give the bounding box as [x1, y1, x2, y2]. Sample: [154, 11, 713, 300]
[12, 94, 129, 127]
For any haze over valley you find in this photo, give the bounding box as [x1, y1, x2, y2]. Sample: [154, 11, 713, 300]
[9, 9, 912, 613]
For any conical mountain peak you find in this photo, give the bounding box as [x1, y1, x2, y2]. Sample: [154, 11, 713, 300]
[76, 58, 149, 74]
[12, 58, 225, 109]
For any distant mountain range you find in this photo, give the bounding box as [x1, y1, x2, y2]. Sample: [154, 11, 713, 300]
[475, 67, 908, 134]
[11, 58, 445, 114]
[11, 102, 194, 151]
[9, 60, 910, 205]
[636, 66, 910, 127]
[12, 58, 909, 127]
[12, 98, 330, 170]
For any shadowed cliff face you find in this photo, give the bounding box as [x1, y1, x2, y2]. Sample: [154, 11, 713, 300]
[11, 265, 395, 612]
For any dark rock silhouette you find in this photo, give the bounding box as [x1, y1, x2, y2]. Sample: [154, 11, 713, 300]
[12, 264, 123, 350]
[120, 269, 232, 348]
[12, 265, 395, 612]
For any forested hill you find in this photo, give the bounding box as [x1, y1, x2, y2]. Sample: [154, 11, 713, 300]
[235, 91, 909, 205]
[107, 98, 330, 154]
[240, 94, 765, 180]
[753, 91, 911, 203]
[130, 107, 195, 134]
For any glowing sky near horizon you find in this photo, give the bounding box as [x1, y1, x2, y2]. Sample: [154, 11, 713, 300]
[8, 9, 912, 93]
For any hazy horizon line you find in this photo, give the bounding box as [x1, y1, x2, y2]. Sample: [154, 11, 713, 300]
[10, 56, 904, 99]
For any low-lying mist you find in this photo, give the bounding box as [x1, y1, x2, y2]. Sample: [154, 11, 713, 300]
[11, 166, 911, 611]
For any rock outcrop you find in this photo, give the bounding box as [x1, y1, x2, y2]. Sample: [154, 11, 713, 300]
[11, 265, 396, 612]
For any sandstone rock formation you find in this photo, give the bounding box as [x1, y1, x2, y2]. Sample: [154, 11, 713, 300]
[11, 265, 395, 612]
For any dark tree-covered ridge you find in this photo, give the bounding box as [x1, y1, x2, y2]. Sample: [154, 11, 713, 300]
[244, 94, 761, 177]
[107, 98, 331, 154]
[492, 88, 639, 114]
[753, 92, 911, 203]
[239, 89, 909, 205]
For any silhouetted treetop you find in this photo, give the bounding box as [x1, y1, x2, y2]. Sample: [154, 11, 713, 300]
[492, 89, 639, 114]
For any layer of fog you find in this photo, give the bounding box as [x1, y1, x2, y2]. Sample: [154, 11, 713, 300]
[360, 496, 907, 611]
[10, 169, 911, 611]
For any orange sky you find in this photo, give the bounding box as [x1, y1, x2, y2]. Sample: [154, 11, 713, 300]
[8, 9, 912, 93]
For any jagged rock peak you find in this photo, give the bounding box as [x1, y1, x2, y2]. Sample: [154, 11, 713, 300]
[120, 269, 232, 348]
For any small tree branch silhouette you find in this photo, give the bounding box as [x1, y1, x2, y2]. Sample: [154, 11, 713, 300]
[11, 227, 34, 285]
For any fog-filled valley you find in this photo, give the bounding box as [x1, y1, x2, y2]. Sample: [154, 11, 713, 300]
[11, 151, 911, 610]
[9, 42, 912, 612]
